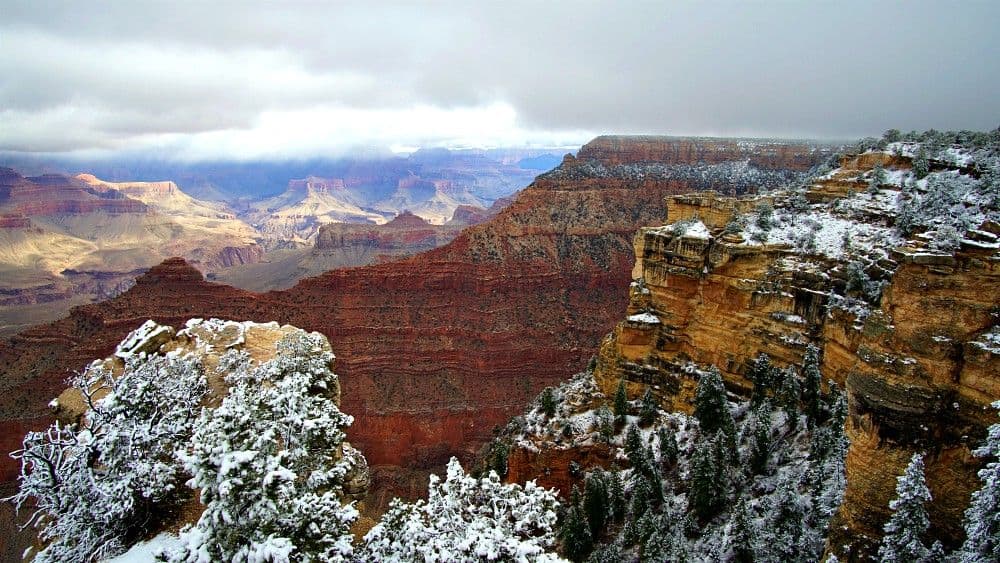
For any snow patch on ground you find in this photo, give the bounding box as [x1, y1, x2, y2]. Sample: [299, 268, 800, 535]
[627, 312, 661, 324]
[103, 533, 181, 562]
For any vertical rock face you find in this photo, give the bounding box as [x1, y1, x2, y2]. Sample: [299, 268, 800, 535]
[593, 194, 820, 409]
[0, 137, 832, 508]
[827, 246, 999, 550]
[577, 135, 827, 170]
[591, 150, 999, 555]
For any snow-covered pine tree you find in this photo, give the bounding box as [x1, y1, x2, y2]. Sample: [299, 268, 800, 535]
[607, 470, 626, 524]
[768, 472, 810, 561]
[959, 401, 1000, 563]
[748, 353, 774, 407]
[869, 163, 887, 195]
[746, 403, 773, 476]
[613, 379, 628, 424]
[755, 202, 775, 231]
[363, 457, 564, 562]
[695, 366, 732, 436]
[596, 405, 614, 443]
[624, 423, 645, 467]
[559, 485, 594, 562]
[690, 432, 727, 522]
[801, 345, 823, 426]
[584, 472, 609, 537]
[658, 424, 679, 468]
[777, 365, 802, 429]
[914, 146, 930, 179]
[171, 333, 363, 562]
[877, 452, 935, 562]
[726, 497, 757, 563]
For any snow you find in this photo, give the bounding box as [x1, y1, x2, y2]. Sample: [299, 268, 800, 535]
[103, 533, 181, 562]
[970, 326, 1000, 355]
[627, 312, 661, 324]
[114, 319, 172, 359]
[675, 219, 711, 239]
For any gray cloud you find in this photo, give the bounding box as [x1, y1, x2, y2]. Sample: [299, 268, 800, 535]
[1, 0, 998, 158]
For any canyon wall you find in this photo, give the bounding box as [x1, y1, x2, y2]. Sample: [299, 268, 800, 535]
[0, 137, 832, 517]
[590, 153, 999, 556]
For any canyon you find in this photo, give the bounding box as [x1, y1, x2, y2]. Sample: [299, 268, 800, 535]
[0, 136, 832, 537]
[0, 149, 552, 337]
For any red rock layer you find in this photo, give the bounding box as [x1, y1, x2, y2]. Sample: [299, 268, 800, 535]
[0, 214, 31, 229]
[0, 168, 148, 216]
[0, 137, 830, 503]
[579, 135, 826, 170]
[314, 211, 464, 253]
[448, 205, 491, 226]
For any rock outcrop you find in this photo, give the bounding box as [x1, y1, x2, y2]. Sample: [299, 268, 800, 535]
[0, 137, 833, 514]
[313, 210, 463, 257]
[591, 147, 999, 556]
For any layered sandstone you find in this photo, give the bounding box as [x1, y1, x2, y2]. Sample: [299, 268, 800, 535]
[0, 137, 832, 515]
[578, 135, 828, 170]
[591, 151, 999, 556]
[0, 168, 147, 216]
[313, 210, 461, 255]
[0, 170, 262, 336]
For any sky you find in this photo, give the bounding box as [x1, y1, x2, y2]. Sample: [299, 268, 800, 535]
[1, 0, 998, 160]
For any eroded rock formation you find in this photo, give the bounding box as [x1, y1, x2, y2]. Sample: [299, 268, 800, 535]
[0, 136, 832, 517]
[591, 150, 999, 556]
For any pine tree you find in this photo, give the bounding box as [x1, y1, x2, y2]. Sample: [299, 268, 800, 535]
[624, 423, 645, 467]
[561, 486, 594, 562]
[748, 353, 774, 407]
[658, 425, 679, 468]
[959, 403, 1000, 563]
[777, 365, 802, 429]
[695, 366, 732, 436]
[690, 433, 726, 522]
[771, 475, 807, 561]
[914, 146, 930, 179]
[613, 379, 628, 424]
[361, 458, 563, 561]
[540, 386, 557, 417]
[631, 475, 653, 521]
[584, 472, 609, 537]
[801, 345, 823, 426]
[639, 387, 658, 426]
[877, 453, 934, 562]
[173, 334, 363, 562]
[491, 440, 510, 477]
[747, 404, 772, 475]
[607, 470, 626, 524]
[869, 162, 888, 193]
[642, 514, 673, 562]
[728, 497, 757, 563]
[596, 405, 614, 443]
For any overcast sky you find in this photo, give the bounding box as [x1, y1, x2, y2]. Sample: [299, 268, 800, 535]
[1, 0, 998, 160]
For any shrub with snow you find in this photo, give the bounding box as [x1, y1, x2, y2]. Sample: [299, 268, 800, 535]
[170, 332, 362, 562]
[359, 458, 565, 562]
[8, 353, 207, 562]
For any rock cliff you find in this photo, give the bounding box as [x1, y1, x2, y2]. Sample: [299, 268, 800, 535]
[0, 137, 833, 515]
[589, 141, 999, 557]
